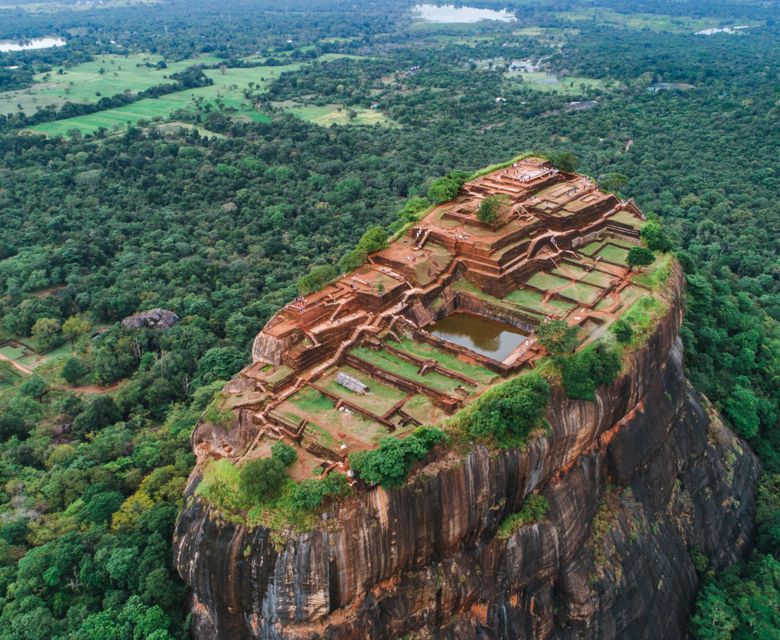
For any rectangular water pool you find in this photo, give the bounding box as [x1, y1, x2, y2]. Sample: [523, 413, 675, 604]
[430, 312, 527, 361]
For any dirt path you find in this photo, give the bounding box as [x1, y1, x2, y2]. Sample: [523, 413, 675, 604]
[0, 353, 33, 376]
[68, 380, 123, 395]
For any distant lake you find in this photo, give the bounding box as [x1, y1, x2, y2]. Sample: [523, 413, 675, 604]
[413, 4, 516, 23]
[0, 37, 66, 53]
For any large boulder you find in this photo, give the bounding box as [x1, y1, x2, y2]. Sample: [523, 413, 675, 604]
[121, 308, 180, 331]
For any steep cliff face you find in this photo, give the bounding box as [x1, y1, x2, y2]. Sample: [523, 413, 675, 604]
[174, 268, 759, 639]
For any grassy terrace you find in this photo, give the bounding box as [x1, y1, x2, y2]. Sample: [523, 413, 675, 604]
[596, 244, 629, 266]
[504, 70, 613, 95]
[595, 284, 646, 312]
[387, 337, 499, 385]
[276, 385, 399, 448]
[558, 280, 603, 304]
[526, 271, 569, 291]
[452, 278, 549, 319]
[351, 346, 473, 396]
[318, 365, 407, 414]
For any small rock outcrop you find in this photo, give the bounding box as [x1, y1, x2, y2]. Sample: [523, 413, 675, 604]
[121, 308, 180, 331]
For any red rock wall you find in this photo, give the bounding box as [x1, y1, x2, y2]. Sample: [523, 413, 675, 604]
[174, 265, 759, 639]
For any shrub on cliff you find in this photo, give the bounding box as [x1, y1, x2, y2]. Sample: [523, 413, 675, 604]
[640, 218, 673, 252]
[389, 197, 431, 233]
[464, 373, 551, 445]
[338, 226, 389, 273]
[239, 457, 287, 503]
[288, 473, 350, 512]
[538, 319, 579, 359]
[497, 494, 549, 539]
[562, 342, 622, 400]
[611, 319, 634, 344]
[296, 264, 337, 296]
[238, 443, 298, 503]
[627, 246, 655, 270]
[349, 426, 446, 488]
[427, 171, 468, 204]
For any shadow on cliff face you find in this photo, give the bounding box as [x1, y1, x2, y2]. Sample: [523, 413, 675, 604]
[173, 269, 759, 640]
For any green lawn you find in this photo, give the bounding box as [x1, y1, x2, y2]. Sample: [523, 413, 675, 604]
[402, 394, 447, 426]
[631, 254, 674, 290]
[287, 386, 334, 414]
[388, 338, 497, 385]
[505, 287, 574, 316]
[597, 244, 629, 266]
[351, 347, 466, 395]
[578, 240, 604, 256]
[581, 269, 615, 288]
[19, 341, 73, 366]
[0, 345, 26, 360]
[558, 281, 602, 304]
[319, 365, 407, 415]
[610, 210, 644, 229]
[450, 278, 547, 320]
[526, 271, 569, 291]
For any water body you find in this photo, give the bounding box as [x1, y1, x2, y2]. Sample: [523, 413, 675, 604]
[430, 312, 527, 361]
[413, 4, 516, 23]
[0, 37, 66, 53]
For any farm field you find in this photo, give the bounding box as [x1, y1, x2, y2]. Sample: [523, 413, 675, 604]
[28, 56, 382, 136]
[28, 62, 302, 135]
[0, 53, 222, 116]
[554, 9, 719, 33]
[283, 103, 391, 126]
[505, 70, 612, 94]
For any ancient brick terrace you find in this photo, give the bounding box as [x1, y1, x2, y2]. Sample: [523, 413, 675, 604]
[202, 157, 648, 478]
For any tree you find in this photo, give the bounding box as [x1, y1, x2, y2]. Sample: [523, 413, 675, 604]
[62, 316, 92, 346]
[640, 219, 673, 252]
[271, 441, 297, 466]
[31, 317, 63, 352]
[600, 172, 628, 193]
[465, 374, 550, 444]
[611, 319, 633, 343]
[71, 396, 121, 438]
[349, 427, 445, 487]
[194, 347, 246, 386]
[537, 319, 578, 357]
[427, 176, 460, 203]
[724, 385, 760, 439]
[62, 357, 89, 385]
[297, 264, 337, 295]
[627, 246, 655, 270]
[238, 456, 287, 502]
[356, 226, 388, 254]
[288, 474, 350, 512]
[477, 195, 505, 224]
[20, 375, 48, 399]
[549, 151, 579, 172]
[562, 343, 622, 400]
[339, 226, 388, 273]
